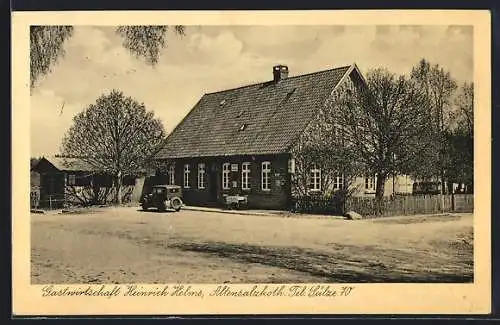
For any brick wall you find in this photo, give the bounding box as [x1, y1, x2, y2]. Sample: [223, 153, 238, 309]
[163, 154, 291, 210]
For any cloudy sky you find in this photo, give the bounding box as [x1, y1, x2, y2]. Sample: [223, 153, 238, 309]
[30, 25, 473, 157]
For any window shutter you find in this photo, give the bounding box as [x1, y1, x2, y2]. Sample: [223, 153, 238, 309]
[288, 158, 295, 174]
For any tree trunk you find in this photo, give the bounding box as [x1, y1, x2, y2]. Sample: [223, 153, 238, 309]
[91, 178, 99, 205]
[375, 174, 387, 216]
[116, 171, 123, 205]
[440, 171, 445, 213]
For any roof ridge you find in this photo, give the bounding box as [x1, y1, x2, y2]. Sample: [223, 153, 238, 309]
[204, 65, 352, 96]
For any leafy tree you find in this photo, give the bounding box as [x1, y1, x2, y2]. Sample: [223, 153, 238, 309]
[444, 82, 474, 191]
[61, 90, 166, 204]
[116, 26, 185, 65]
[453, 81, 474, 136]
[443, 131, 473, 191]
[30, 26, 74, 90]
[30, 25, 185, 89]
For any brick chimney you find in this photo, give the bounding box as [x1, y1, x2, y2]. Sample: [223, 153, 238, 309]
[273, 65, 289, 83]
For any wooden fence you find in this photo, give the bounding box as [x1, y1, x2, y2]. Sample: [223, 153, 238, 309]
[31, 193, 66, 210]
[30, 185, 137, 210]
[452, 194, 474, 213]
[346, 194, 474, 217]
[291, 194, 474, 217]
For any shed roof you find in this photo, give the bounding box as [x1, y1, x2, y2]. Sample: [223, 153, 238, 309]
[36, 157, 96, 172]
[32, 156, 152, 175]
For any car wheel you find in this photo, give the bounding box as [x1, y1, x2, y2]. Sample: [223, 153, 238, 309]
[171, 197, 182, 212]
[142, 204, 149, 211]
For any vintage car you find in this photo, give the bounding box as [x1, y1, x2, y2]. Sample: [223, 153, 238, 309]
[140, 184, 183, 212]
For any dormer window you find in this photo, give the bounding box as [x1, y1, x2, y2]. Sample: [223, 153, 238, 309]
[220, 99, 226, 106]
[239, 124, 247, 131]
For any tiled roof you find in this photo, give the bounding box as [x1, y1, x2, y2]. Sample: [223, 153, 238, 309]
[158, 65, 352, 159]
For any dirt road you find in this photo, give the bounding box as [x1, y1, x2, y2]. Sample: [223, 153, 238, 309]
[31, 207, 473, 284]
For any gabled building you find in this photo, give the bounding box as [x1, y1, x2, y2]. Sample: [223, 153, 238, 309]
[156, 64, 413, 210]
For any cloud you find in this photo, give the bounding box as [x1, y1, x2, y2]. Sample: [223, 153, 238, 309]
[30, 89, 79, 156]
[34, 27, 145, 104]
[306, 26, 472, 81]
[30, 25, 473, 157]
[187, 31, 243, 65]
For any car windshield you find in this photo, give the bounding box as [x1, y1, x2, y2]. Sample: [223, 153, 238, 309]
[152, 187, 165, 194]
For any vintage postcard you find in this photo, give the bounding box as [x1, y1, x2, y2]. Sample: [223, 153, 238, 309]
[12, 10, 491, 315]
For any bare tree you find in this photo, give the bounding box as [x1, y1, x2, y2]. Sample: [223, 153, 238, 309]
[61, 90, 166, 204]
[411, 60, 458, 129]
[326, 68, 433, 211]
[410, 59, 457, 204]
[290, 77, 367, 214]
[30, 25, 185, 89]
[291, 98, 364, 197]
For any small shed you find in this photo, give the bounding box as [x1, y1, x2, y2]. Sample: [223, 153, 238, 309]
[30, 157, 145, 208]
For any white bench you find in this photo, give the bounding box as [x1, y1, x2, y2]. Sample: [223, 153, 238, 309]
[224, 195, 248, 209]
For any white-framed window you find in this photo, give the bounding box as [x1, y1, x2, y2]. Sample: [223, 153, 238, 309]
[183, 164, 190, 188]
[309, 164, 321, 191]
[198, 163, 206, 189]
[242, 162, 251, 190]
[261, 161, 271, 191]
[365, 175, 376, 192]
[169, 165, 175, 185]
[222, 163, 230, 190]
[333, 173, 344, 190]
[68, 174, 76, 186]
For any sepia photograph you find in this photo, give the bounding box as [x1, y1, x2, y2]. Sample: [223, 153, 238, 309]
[13, 10, 491, 315]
